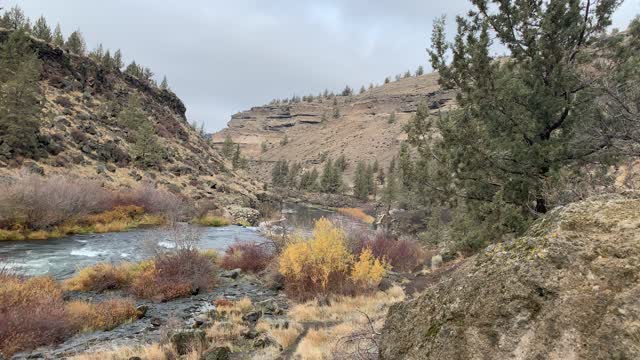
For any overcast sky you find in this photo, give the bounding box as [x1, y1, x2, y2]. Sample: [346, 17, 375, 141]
[6, 1, 640, 131]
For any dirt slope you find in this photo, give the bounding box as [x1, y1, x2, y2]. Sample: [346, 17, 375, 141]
[379, 194, 640, 359]
[213, 74, 456, 184]
[0, 29, 261, 209]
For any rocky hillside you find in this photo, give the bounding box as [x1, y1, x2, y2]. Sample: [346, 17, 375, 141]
[0, 28, 261, 209]
[379, 194, 640, 359]
[213, 74, 456, 183]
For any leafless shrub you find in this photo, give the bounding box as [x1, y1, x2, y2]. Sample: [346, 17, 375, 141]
[0, 172, 112, 229]
[117, 183, 194, 222]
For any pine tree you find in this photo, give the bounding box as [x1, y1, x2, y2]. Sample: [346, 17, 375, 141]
[102, 49, 113, 68]
[232, 144, 243, 169]
[377, 166, 386, 186]
[271, 159, 289, 187]
[341, 85, 353, 96]
[320, 159, 342, 193]
[415, 65, 424, 76]
[353, 161, 371, 200]
[382, 169, 398, 208]
[221, 134, 235, 158]
[280, 135, 288, 146]
[335, 155, 347, 172]
[407, 0, 623, 247]
[32, 16, 52, 42]
[113, 49, 124, 69]
[388, 112, 396, 124]
[117, 94, 147, 131]
[65, 30, 86, 55]
[0, 30, 44, 160]
[160, 76, 169, 90]
[398, 142, 413, 191]
[384, 77, 390, 84]
[299, 168, 319, 191]
[1, 6, 27, 30]
[52, 24, 64, 47]
[89, 43, 104, 62]
[403, 70, 411, 78]
[132, 121, 161, 169]
[125, 61, 142, 78]
[359, 85, 366, 94]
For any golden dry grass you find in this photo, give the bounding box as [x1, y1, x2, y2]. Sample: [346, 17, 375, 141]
[256, 320, 303, 349]
[69, 343, 178, 360]
[290, 286, 405, 359]
[337, 208, 375, 224]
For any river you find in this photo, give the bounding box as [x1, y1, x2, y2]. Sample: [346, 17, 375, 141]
[0, 203, 359, 279]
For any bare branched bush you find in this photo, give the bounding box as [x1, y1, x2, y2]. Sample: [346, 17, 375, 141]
[0, 172, 112, 229]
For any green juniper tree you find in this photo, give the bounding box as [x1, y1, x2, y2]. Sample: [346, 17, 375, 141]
[299, 168, 319, 191]
[160, 76, 169, 90]
[65, 30, 86, 55]
[32, 16, 52, 42]
[415, 65, 424, 76]
[353, 161, 370, 200]
[0, 6, 28, 30]
[0, 30, 44, 160]
[406, 0, 624, 249]
[52, 24, 64, 47]
[271, 159, 289, 187]
[117, 94, 147, 131]
[221, 134, 235, 158]
[132, 121, 162, 169]
[113, 49, 124, 70]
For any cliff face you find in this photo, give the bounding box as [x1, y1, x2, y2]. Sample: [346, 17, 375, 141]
[0, 29, 261, 208]
[213, 73, 456, 184]
[379, 195, 640, 360]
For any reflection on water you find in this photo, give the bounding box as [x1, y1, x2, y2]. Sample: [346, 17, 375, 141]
[0, 203, 368, 280]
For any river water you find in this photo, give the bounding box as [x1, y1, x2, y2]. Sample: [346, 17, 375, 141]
[0, 203, 356, 279]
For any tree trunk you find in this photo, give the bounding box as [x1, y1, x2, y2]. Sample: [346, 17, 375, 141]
[535, 198, 547, 214]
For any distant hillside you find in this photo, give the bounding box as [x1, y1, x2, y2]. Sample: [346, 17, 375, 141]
[212, 73, 456, 185]
[0, 28, 261, 209]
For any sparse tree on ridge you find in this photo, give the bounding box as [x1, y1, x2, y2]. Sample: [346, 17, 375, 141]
[32, 16, 52, 42]
[65, 30, 86, 55]
[221, 134, 235, 158]
[52, 24, 64, 47]
[415, 65, 424, 76]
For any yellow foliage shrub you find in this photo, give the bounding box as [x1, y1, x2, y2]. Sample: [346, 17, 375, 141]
[351, 248, 388, 290]
[85, 205, 145, 225]
[279, 218, 353, 298]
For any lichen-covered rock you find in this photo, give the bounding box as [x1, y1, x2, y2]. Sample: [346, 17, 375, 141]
[380, 195, 640, 360]
[226, 205, 260, 226]
[169, 329, 206, 355]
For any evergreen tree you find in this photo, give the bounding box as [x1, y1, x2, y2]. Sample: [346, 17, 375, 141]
[341, 85, 353, 96]
[299, 168, 319, 191]
[320, 158, 342, 193]
[415, 65, 424, 76]
[407, 0, 623, 247]
[32, 16, 52, 42]
[232, 144, 243, 169]
[0, 30, 44, 159]
[332, 107, 340, 119]
[125, 61, 143, 78]
[0, 6, 27, 30]
[132, 121, 161, 169]
[52, 24, 64, 47]
[261, 142, 268, 153]
[335, 154, 347, 172]
[221, 134, 235, 158]
[403, 70, 411, 78]
[117, 94, 147, 131]
[366, 162, 376, 198]
[384, 77, 390, 84]
[160, 76, 169, 90]
[113, 49, 124, 69]
[65, 30, 86, 55]
[359, 85, 366, 94]
[102, 49, 113, 68]
[398, 142, 413, 191]
[353, 161, 369, 200]
[382, 169, 398, 208]
[271, 159, 289, 187]
[287, 162, 301, 187]
[377, 166, 386, 186]
[89, 43, 104, 62]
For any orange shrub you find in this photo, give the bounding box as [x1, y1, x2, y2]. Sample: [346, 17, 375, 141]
[337, 208, 375, 224]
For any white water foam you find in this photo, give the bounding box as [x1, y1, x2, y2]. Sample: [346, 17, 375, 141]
[70, 248, 104, 257]
[157, 241, 176, 249]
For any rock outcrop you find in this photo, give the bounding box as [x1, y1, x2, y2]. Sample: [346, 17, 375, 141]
[379, 195, 640, 360]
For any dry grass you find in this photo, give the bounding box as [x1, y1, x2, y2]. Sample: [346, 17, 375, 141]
[291, 286, 405, 359]
[256, 320, 303, 349]
[194, 215, 231, 227]
[69, 343, 178, 360]
[66, 298, 138, 332]
[337, 208, 375, 224]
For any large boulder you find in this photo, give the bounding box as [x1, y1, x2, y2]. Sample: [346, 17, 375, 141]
[379, 195, 640, 359]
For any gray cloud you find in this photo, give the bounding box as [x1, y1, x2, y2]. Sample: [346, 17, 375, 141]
[7, 0, 639, 131]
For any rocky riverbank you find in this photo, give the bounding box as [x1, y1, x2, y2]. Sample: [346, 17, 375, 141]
[15, 270, 288, 359]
